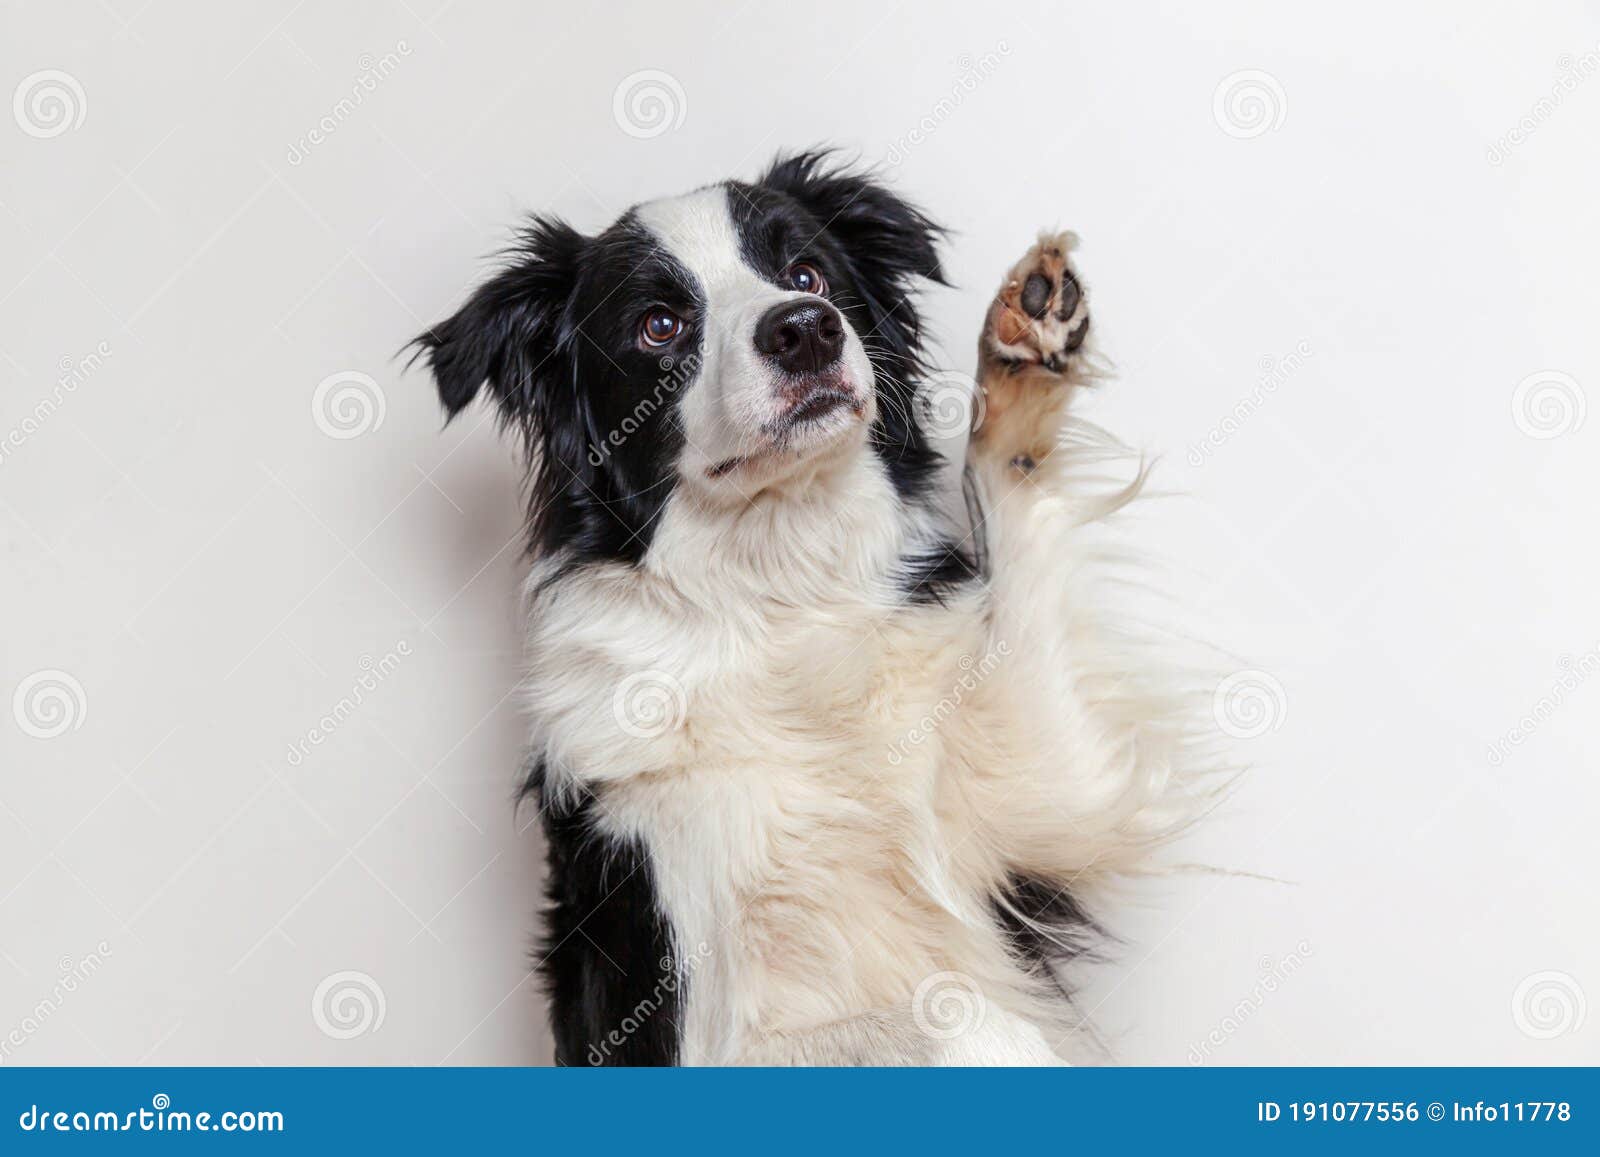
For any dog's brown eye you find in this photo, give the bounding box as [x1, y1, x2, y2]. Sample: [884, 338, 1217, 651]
[785, 263, 826, 296]
[640, 308, 682, 347]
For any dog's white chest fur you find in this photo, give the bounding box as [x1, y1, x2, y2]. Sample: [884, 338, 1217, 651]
[524, 457, 1006, 1060]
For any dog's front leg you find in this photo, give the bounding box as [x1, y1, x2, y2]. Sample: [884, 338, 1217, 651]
[953, 234, 1194, 883]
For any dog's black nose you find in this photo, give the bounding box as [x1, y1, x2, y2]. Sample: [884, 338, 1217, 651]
[755, 300, 845, 374]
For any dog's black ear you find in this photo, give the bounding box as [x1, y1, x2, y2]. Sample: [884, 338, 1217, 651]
[759, 150, 946, 287]
[408, 217, 586, 424]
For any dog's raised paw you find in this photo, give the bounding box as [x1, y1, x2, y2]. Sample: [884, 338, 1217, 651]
[972, 232, 1093, 465]
[983, 231, 1090, 373]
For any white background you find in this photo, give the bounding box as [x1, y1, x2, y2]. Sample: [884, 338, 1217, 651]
[2, 0, 1597, 1066]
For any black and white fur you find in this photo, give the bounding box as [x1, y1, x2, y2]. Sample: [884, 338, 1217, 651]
[412, 152, 1214, 1065]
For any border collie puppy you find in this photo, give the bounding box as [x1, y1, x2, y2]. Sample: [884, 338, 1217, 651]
[412, 152, 1215, 1065]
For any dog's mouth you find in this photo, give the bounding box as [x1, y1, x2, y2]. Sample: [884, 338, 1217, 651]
[706, 384, 867, 479]
[705, 455, 747, 479]
[777, 387, 857, 430]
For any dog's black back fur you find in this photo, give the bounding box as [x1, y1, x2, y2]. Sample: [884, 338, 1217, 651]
[524, 761, 681, 1066]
